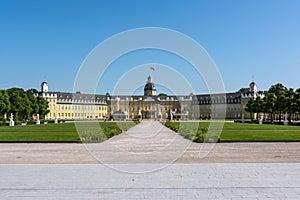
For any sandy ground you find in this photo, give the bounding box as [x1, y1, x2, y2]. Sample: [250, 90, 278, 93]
[0, 143, 300, 164]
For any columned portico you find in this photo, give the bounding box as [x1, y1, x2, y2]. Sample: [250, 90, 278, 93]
[142, 110, 156, 119]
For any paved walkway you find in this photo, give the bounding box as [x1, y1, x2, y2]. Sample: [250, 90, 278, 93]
[86, 120, 193, 167]
[1, 164, 300, 199]
[1, 121, 300, 199]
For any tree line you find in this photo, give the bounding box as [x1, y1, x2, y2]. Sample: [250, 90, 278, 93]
[246, 83, 300, 123]
[0, 88, 49, 122]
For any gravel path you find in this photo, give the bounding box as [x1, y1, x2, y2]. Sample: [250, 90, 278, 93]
[0, 121, 300, 164]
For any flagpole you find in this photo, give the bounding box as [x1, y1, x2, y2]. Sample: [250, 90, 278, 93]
[149, 66, 155, 76]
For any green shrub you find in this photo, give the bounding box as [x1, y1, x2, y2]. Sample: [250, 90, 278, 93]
[80, 131, 107, 143]
[103, 125, 122, 138]
[0, 122, 7, 127]
[164, 122, 221, 143]
[204, 135, 220, 143]
[164, 121, 180, 132]
[192, 128, 208, 143]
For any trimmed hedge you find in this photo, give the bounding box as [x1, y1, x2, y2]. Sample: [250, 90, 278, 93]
[164, 122, 218, 143]
[81, 121, 139, 143]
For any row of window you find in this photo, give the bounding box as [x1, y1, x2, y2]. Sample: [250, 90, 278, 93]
[48, 113, 106, 118]
[192, 113, 242, 118]
[111, 105, 175, 112]
[191, 105, 241, 110]
[48, 99, 56, 103]
[193, 99, 241, 104]
[49, 104, 107, 111]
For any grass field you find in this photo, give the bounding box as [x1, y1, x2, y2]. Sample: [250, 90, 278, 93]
[164, 121, 300, 142]
[0, 122, 138, 142]
[1, 121, 300, 142]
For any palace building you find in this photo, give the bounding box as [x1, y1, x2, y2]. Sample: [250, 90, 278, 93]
[37, 82, 107, 120]
[37, 76, 261, 121]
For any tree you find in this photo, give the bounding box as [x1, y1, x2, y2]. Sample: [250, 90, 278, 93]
[243, 84, 298, 123]
[263, 92, 277, 123]
[6, 88, 25, 121]
[18, 93, 33, 121]
[239, 88, 250, 93]
[26, 89, 39, 116]
[5, 88, 49, 121]
[275, 90, 287, 122]
[268, 83, 287, 95]
[36, 96, 50, 118]
[26, 88, 38, 94]
[254, 97, 263, 113]
[0, 90, 10, 120]
[268, 83, 288, 122]
[249, 96, 264, 119]
[158, 93, 168, 97]
[257, 91, 264, 96]
[295, 88, 300, 120]
[245, 98, 255, 121]
[285, 88, 296, 122]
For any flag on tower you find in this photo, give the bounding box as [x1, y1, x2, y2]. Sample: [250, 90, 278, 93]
[150, 66, 155, 71]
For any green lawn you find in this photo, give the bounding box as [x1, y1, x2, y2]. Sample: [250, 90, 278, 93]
[164, 121, 300, 142]
[0, 122, 138, 142]
[180, 121, 300, 130]
[2, 121, 299, 142]
[220, 131, 300, 141]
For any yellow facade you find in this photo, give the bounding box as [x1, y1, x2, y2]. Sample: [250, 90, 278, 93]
[107, 95, 189, 120]
[38, 78, 260, 121]
[40, 92, 107, 120]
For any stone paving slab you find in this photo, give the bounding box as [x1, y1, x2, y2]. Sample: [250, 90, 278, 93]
[0, 164, 300, 199]
[3, 188, 300, 200]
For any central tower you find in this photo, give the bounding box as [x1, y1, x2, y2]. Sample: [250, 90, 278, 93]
[144, 75, 156, 96]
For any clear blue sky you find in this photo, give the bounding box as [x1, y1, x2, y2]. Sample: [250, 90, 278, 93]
[0, 0, 299, 94]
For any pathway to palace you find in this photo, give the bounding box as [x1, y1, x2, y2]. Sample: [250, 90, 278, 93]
[1, 121, 300, 199]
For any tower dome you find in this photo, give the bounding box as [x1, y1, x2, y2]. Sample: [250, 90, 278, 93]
[144, 75, 156, 96]
[249, 81, 257, 93]
[41, 81, 48, 93]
